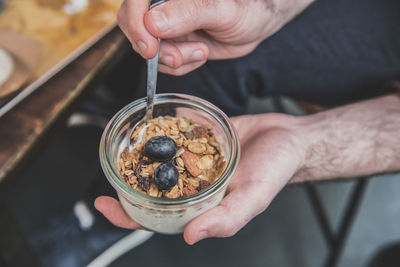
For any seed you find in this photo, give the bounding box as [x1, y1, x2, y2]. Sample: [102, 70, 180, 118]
[188, 142, 206, 154]
[197, 155, 213, 170]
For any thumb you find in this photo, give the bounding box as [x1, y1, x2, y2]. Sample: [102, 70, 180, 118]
[144, 0, 228, 39]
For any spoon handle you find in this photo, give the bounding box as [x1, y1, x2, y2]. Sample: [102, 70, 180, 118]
[144, 0, 164, 121]
[144, 38, 160, 121]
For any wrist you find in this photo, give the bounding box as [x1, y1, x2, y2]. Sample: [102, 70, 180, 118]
[289, 112, 327, 183]
[290, 94, 400, 183]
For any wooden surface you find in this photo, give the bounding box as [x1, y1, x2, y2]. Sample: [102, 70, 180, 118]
[0, 27, 126, 183]
[0, 0, 123, 78]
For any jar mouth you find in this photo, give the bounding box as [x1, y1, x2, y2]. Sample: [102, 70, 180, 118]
[99, 93, 240, 206]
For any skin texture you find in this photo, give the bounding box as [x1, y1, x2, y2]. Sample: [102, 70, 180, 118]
[117, 0, 315, 75]
[97, 0, 400, 245]
[95, 93, 400, 244]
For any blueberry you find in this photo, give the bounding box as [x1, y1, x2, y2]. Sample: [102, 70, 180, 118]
[154, 162, 179, 190]
[144, 136, 178, 161]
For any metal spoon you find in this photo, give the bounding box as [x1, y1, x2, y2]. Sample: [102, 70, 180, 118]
[127, 0, 163, 150]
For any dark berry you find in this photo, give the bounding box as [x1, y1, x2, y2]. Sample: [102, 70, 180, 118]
[137, 176, 150, 191]
[154, 162, 179, 190]
[144, 136, 178, 161]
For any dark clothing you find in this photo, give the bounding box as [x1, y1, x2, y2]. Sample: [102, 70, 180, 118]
[119, 0, 400, 117]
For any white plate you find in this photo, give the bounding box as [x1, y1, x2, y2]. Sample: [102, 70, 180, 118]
[0, 48, 14, 87]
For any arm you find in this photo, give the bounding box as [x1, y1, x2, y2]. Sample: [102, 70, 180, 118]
[293, 93, 400, 182]
[95, 93, 400, 244]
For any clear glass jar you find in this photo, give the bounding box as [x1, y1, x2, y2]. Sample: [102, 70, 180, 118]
[99, 93, 240, 234]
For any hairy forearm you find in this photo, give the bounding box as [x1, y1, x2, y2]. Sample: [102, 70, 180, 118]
[292, 94, 400, 183]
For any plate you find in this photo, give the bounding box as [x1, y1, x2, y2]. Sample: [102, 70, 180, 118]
[0, 48, 14, 87]
[0, 31, 43, 98]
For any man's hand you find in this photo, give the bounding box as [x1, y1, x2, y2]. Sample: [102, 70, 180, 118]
[95, 113, 306, 244]
[95, 93, 400, 244]
[117, 0, 315, 75]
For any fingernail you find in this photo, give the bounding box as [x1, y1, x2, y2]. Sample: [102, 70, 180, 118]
[196, 230, 208, 243]
[160, 55, 173, 67]
[137, 41, 147, 54]
[150, 10, 169, 32]
[191, 50, 204, 61]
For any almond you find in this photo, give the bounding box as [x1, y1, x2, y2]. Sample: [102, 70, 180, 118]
[181, 150, 202, 177]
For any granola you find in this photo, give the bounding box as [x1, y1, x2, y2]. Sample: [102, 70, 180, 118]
[118, 116, 226, 198]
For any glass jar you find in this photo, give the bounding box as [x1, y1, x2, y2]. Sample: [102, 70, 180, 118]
[99, 93, 240, 234]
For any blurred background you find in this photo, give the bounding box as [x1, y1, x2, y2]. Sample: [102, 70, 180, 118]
[0, 0, 399, 267]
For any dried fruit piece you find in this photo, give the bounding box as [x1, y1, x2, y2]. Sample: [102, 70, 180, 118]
[134, 161, 143, 179]
[192, 126, 208, 138]
[137, 176, 150, 191]
[181, 151, 202, 177]
[183, 187, 198, 196]
[198, 180, 211, 191]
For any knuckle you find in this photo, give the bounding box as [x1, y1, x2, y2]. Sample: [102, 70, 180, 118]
[196, 0, 214, 8]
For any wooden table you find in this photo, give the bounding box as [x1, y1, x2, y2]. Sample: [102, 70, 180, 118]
[0, 27, 126, 183]
[0, 27, 127, 266]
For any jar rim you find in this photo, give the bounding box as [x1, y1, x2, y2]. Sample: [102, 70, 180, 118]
[99, 93, 240, 206]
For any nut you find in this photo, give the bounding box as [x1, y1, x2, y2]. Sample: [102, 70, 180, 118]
[178, 117, 190, 132]
[181, 151, 202, 177]
[197, 155, 213, 170]
[118, 116, 225, 198]
[188, 142, 206, 154]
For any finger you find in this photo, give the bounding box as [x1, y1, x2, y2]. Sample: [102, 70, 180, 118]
[183, 183, 270, 245]
[117, 0, 159, 59]
[184, 130, 299, 244]
[144, 0, 230, 39]
[159, 41, 209, 69]
[94, 196, 144, 230]
[158, 59, 207, 76]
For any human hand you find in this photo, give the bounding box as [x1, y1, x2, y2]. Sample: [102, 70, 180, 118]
[95, 113, 307, 244]
[117, 0, 315, 75]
